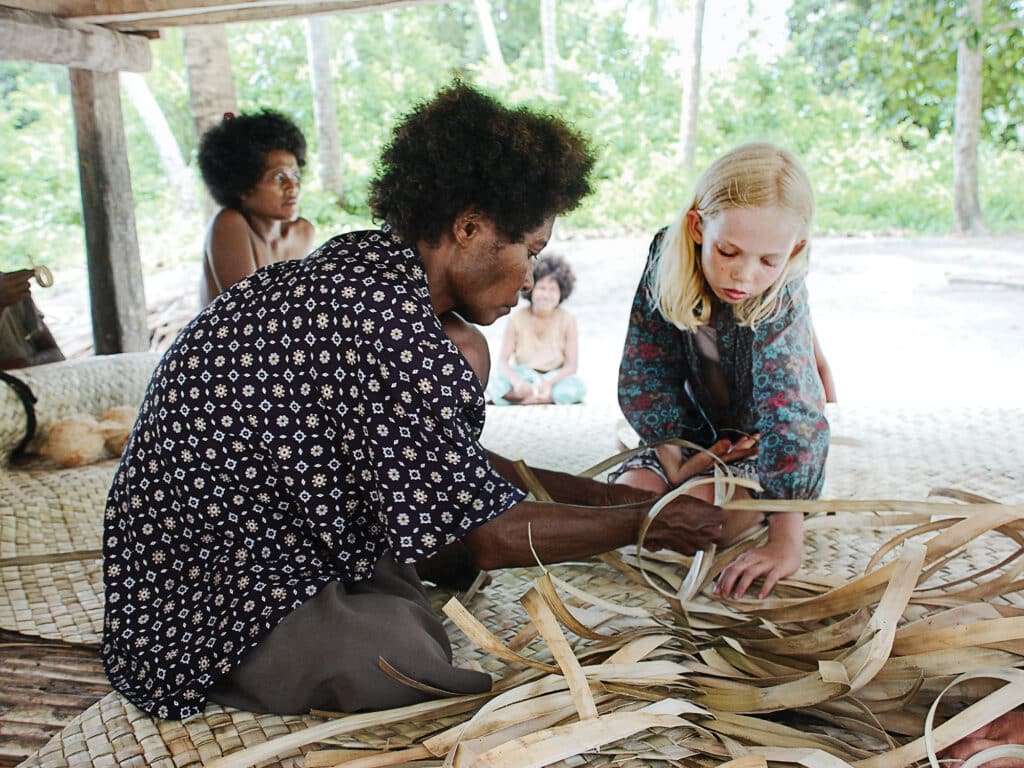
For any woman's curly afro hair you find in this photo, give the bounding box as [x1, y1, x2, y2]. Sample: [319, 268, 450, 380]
[523, 253, 576, 303]
[369, 81, 596, 246]
[197, 109, 307, 210]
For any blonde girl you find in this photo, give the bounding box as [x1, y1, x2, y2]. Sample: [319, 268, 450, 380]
[613, 142, 832, 600]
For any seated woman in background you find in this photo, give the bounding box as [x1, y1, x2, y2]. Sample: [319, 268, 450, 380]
[197, 110, 316, 305]
[488, 253, 586, 405]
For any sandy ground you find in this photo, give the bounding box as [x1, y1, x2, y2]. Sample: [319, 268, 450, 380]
[33, 233, 1024, 410]
[483, 232, 1024, 410]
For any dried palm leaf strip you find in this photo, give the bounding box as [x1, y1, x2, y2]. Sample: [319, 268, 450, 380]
[0, 549, 102, 568]
[748, 507, 1022, 623]
[724, 499, 1024, 518]
[961, 746, 1024, 767]
[739, 748, 857, 767]
[520, 586, 598, 719]
[930, 487, 1000, 504]
[464, 698, 707, 768]
[304, 744, 435, 767]
[892, 617, 1024, 656]
[737, 608, 871, 657]
[441, 597, 557, 674]
[854, 668, 1024, 767]
[700, 711, 870, 760]
[511, 461, 553, 503]
[694, 543, 924, 713]
[202, 692, 494, 768]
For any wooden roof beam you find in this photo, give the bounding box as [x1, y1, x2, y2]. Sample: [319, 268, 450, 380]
[0, 5, 150, 72]
[75, 0, 435, 30]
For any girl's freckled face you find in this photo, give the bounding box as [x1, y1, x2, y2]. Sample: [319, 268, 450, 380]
[691, 206, 804, 304]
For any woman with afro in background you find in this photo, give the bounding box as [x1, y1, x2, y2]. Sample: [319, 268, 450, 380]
[197, 109, 317, 305]
[489, 253, 587, 405]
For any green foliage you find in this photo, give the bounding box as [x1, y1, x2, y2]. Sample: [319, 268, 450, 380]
[1, 0, 1022, 277]
[0, 63, 83, 274]
[787, 0, 1024, 145]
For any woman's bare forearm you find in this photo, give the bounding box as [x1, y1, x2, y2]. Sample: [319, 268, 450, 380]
[486, 450, 653, 507]
[464, 499, 647, 569]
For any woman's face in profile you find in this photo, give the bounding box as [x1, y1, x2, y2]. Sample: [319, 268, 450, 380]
[241, 149, 302, 221]
[452, 217, 555, 326]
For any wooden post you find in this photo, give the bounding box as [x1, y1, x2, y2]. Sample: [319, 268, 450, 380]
[69, 68, 149, 355]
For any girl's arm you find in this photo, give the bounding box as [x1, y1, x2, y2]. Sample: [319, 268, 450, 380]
[618, 232, 694, 441]
[716, 279, 829, 599]
[751, 278, 830, 500]
[205, 209, 260, 295]
[812, 330, 837, 403]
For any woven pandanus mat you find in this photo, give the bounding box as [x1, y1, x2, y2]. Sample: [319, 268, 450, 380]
[485, 402, 1024, 503]
[0, 352, 159, 464]
[0, 462, 115, 558]
[0, 559, 103, 645]
[823, 406, 1024, 503]
[15, 562, 651, 768]
[11, 403, 1024, 767]
[15, 529, 1024, 768]
[0, 461, 117, 643]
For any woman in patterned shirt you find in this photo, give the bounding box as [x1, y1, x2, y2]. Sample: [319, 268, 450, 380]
[614, 142, 832, 602]
[101, 81, 727, 720]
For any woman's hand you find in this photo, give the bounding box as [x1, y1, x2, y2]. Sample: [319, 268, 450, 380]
[714, 510, 803, 599]
[643, 495, 723, 555]
[505, 378, 534, 402]
[535, 378, 554, 402]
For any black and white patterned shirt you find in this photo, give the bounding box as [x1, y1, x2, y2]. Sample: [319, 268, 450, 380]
[101, 226, 525, 719]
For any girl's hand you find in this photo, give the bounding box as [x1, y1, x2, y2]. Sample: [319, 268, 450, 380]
[658, 436, 759, 487]
[714, 510, 802, 599]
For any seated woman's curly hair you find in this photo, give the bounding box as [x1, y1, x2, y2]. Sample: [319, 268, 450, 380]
[523, 253, 576, 303]
[369, 81, 596, 245]
[197, 109, 307, 210]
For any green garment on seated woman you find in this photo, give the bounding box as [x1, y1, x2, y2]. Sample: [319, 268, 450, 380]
[489, 364, 587, 405]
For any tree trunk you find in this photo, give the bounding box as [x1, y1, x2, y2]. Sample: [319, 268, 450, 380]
[953, 0, 986, 234]
[120, 72, 200, 215]
[473, 0, 509, 82]
[183, 24, 237, 216]
[678, 0, 705, 174]
[305, 15, 345, 205]
[541, 0, 558, 95]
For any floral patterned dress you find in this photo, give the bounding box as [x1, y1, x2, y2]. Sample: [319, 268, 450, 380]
[617, 231, 829, 500]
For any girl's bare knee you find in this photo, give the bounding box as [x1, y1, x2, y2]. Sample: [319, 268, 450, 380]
[615, 469, 669, 495]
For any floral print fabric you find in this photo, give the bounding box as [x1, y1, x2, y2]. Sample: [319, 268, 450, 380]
[102, 225, 525, 719]
[618, 231, 829, 500]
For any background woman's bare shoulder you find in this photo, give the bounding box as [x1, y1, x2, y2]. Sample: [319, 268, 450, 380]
[288, 217, 318, 258]
[205, 208, 253, 247]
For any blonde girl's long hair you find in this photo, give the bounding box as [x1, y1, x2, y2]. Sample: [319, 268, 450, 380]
[652, 142, 815, 331]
